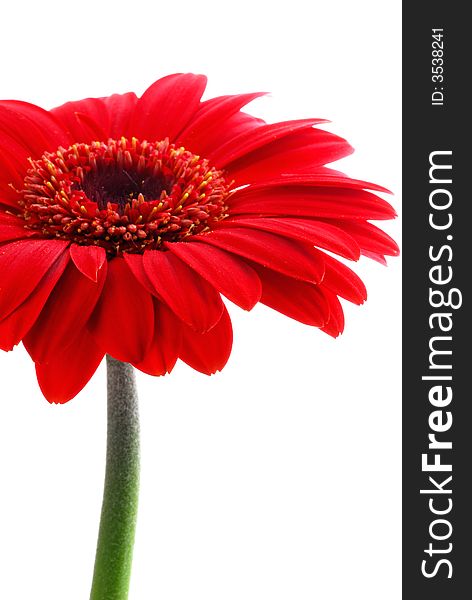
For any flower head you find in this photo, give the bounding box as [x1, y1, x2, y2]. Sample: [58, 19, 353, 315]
[0, 74, 398, 403]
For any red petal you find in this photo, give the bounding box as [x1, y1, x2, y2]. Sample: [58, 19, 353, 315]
[0, 145, 26, 205]
[322, 255, 367, 304]
[229, 173, 391, 195]
[165, 241, 261, 310]
[88, 257, 154, 363]
[131, 74, 207, 142]
[50, 97, 110, 142]
[0, 250, 70, 351]
[0, 136, 35, 206]
[179, 306, 233, 374]
[133, 301, 181, 376]
[226, 128, 354, 183]
[73, 112, 109, 141]
[177, 92, 266, 150]
[0, 135, 30, 177]
[142, 250, 224, 333]
[320, 289, 345, 337]
[215, 217, 360, 261]
[123, 253, 156, 294]
[185, 110, 265, 157]
[70, 244, 106, 282]
[24, 259, 107, 363]
[0, 216, 34, 243]
[50, 93, 137, 141]
[36, 330, 104, 404]
[323, 219, 400, 257]
[361, 250, 388, 265]
[0, 211, 23, 225]
[0, 126, 30, 166]
[103, 92, 138, 138]
[253, 265, 330, 327]
[0, 100, 71, 156]
[228, 186, 397, 220]
[191, 227, 324, 283]
[0, 239, 70, 320]
[207, 119, 325, 167]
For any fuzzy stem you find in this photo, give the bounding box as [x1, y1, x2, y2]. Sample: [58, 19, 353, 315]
[90, 356, 140, 600]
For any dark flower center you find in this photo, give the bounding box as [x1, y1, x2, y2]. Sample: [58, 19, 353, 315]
[19, 137, 232, 254]
[80, 166, 175, 212]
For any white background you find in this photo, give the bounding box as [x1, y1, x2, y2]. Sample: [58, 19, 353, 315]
[0, 1, 401, 598]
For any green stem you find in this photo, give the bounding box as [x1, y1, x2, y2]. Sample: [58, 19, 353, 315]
[90, 356, 140, 600]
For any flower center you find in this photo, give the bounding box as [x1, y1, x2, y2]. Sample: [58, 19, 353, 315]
[19, 137, 232, 254]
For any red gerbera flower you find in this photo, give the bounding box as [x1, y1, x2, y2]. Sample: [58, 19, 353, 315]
[0, 73, 398, 403]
